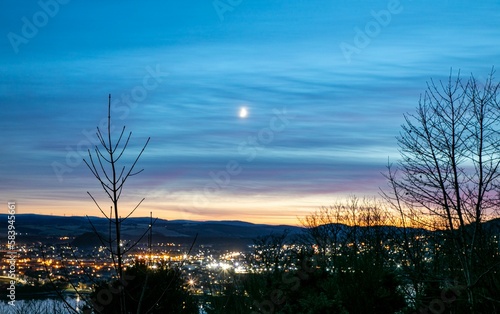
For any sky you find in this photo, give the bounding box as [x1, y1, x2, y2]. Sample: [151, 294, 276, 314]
[1, 0, 499, 225]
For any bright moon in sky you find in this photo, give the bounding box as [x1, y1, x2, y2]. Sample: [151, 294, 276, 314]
[239, 107, 248, 118]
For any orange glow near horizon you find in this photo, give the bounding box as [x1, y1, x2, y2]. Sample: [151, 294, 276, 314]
[10, 197, 460, 231]
[11, 193, 375, 226]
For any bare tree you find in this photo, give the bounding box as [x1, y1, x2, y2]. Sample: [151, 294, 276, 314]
[84, 94, 150, 314]
[300, 196, 407, 314]
[300, 196, 398, 271]
[383, 70, 500, 312]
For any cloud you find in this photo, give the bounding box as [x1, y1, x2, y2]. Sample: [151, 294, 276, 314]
[1, 0, 499, 223]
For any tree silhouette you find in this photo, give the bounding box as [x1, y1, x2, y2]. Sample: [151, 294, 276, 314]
[87, 262, 198, 314]
[300, 196, 406, 314]
[383, 69, 500, 312]
[83, 94, 150, 314]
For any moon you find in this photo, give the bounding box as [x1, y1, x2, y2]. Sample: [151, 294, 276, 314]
[239, 107, 248, 118]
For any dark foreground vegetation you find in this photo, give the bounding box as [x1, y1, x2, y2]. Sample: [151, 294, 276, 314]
[203, 197, 500, 314]
[12, 70, 497, 314]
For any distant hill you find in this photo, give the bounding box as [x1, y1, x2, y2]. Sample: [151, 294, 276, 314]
[1, 214, 498, 249]
[72, 231, 106, 248]
[484, 217, 500, 232]
[0, 214, 305, 247]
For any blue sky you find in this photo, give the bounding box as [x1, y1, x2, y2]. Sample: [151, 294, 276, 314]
[1, 0, 499, 224]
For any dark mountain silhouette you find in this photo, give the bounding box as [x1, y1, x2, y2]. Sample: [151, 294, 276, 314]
[1, 214, 498, 249]
[0, 214, 304, 248]
[72, 231, 106, 248]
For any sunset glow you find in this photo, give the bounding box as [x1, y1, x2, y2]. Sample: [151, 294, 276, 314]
[1, 1, 499, 225]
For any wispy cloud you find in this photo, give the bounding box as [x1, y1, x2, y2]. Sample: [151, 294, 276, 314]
[1, 0, 499, 223]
